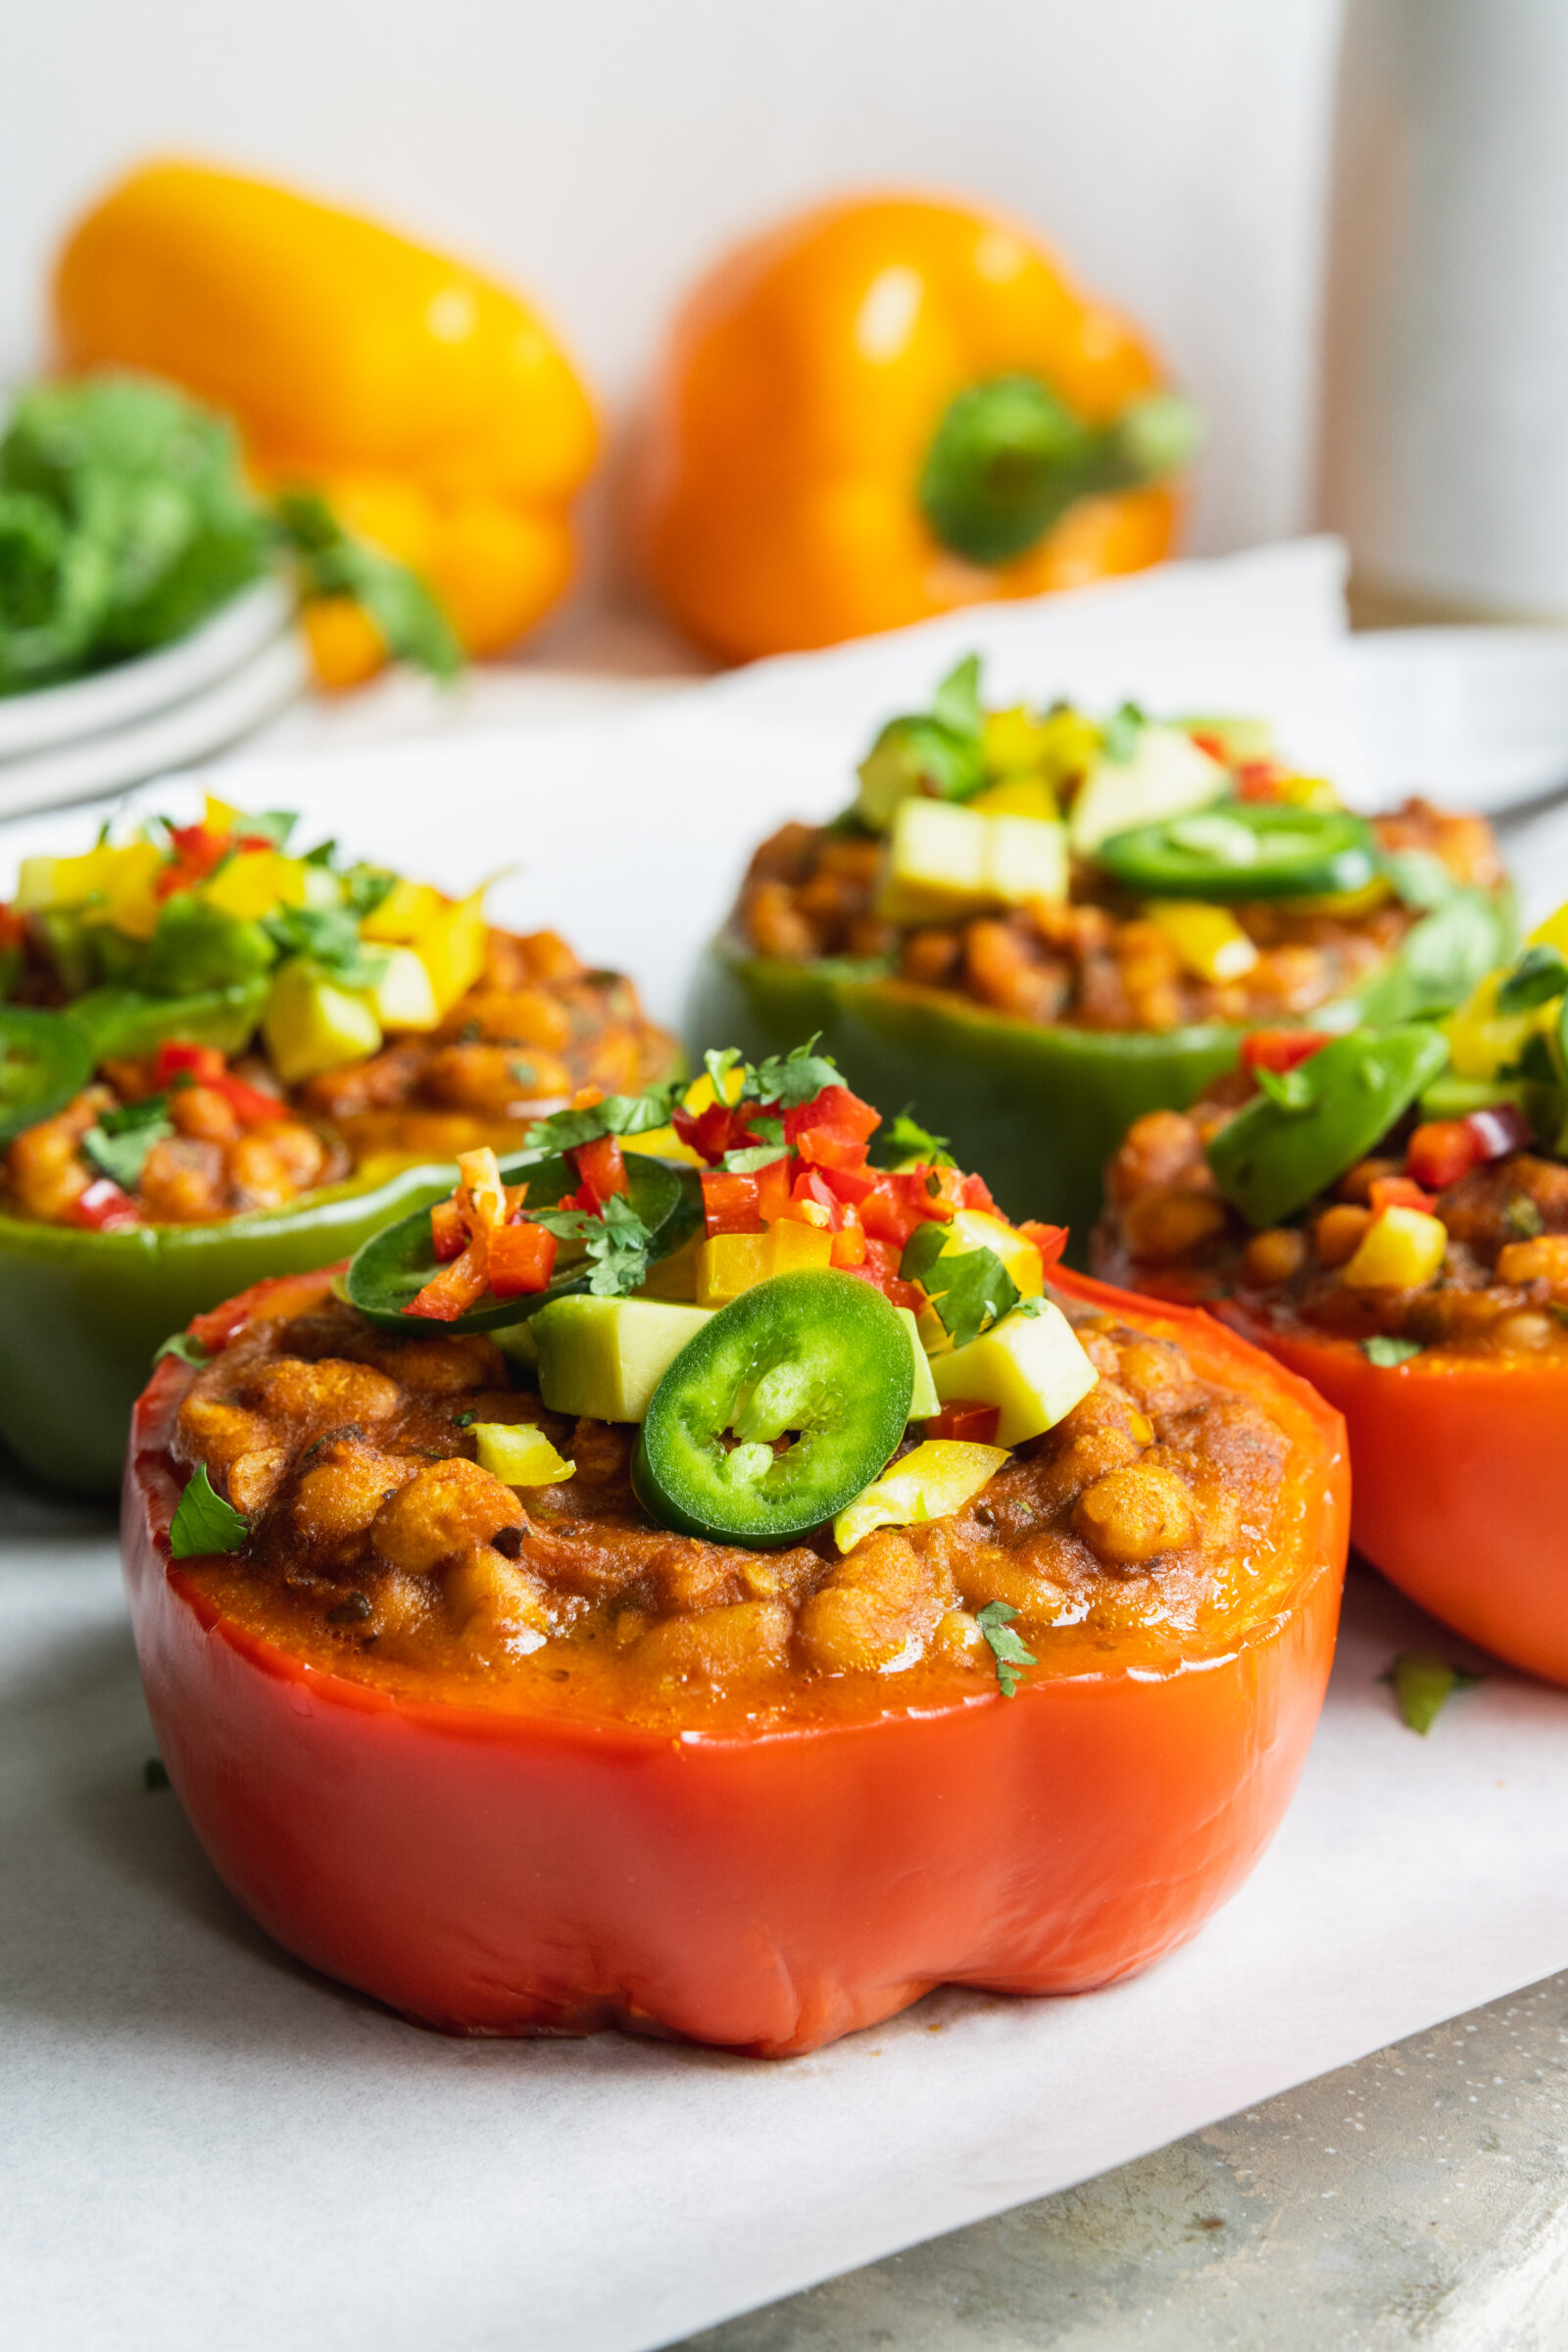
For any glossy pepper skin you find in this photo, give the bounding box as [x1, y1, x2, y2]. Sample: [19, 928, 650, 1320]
[54, 161, 598, 668]
[634, 194, 1190, 661]
[686, 893, 1514, 1259]
[0, 1164, 456, 1494]
[122, 1266, 1348, 2058]
[1215, 1305, 1568, 1688]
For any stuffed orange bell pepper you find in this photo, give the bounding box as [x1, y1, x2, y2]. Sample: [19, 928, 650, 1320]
[122, 1049, 1345, 2057]
[634, 193, 1197, 662]
[54, 160, 598, 679]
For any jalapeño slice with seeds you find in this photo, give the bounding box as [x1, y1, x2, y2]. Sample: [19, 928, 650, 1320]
[1097, 803, 1379, 901]
[1205, 1025, 1450, 1229]
[633, 1270, 913, 1547]
[344, 1152, 702, 1334]
[0, 1006, 94, 1147]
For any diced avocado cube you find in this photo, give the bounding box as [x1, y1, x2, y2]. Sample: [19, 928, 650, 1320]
[140, 895, 277, 994]
[262, 956, 382, 1084]
[930, 1301, 1098, 1446]
[1069, 725, 1228, 856]
[987, 813, 1068, 905]
[365, 945, 441, 1032]
[894, 1305, 940, 1418]
[877, 798, 993, 925]
[532, 1297, 714, 1423]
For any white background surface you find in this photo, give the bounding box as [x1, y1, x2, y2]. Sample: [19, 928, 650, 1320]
[0, 0, 1345, 566]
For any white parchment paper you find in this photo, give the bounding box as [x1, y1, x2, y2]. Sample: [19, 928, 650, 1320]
[6, 540, 1568, 2349]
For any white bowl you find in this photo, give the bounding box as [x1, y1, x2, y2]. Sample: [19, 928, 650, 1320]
[1339, 626, 1568, 816]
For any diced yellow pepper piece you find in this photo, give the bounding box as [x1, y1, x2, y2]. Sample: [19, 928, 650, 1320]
[768, 1218, 836, 1274]
[14, 857, 62, 911]
[1342, 1205, 1448, 1292]
[968, 774, 1059, 821]
[262, 956, 382, 1084]
[833, 1438, 1009, 1555]
[23, 846, 111, 909]
[695, 1232, 772, 1306]
[203, 794, 244, 835]
[637, 1229, 702, 1298]
[472, 1422, 574, 1487]
[981, 705, 1057, 780]
[89, 842, 166, 942]
[203, 849, 310, 922]
[931, 1302, 1099, 1446]
[1147, 900, 1260, 984]
[360, 878, 447, 943]
[414, 888, 488, 1013]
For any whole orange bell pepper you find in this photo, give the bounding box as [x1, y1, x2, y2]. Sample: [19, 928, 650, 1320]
[634, 194, 1197, 662]
[53, 161, 599, 675]
[123, 1265, 1344, 2057]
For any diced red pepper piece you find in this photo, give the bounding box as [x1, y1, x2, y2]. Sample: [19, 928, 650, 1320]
[782, 1166, 846, 1230]
[212, 1073, 285, 1126]
[829, 1208, 866, 1268]
[925, 1399, 1003, 1445]
[702, 1169, 763, 1236]
[755, 1155, 794, 1224]
[958, 1171, 997, 1215]
[155, 824, 231, 898]
[859, 1168, 955, 1247]
[1240, 1029, 1331, 1077]
[794, 1126, 870, 1173]
[813, 1161, 878, 1206]
[429, 1198, 468, 1261]
[843, 1244, 925, 1316]
[784, 1084, 880, 1146]
[1369, 1175, 1437, 1217]
[404, 1242, 489, 1321]
[1018, 1219, 1069, 1273]
[573, 1134, 628, 1207]
[155, 1041, 226, 1087]
[485, 1221, 559, 1298]
[1465, 1102, 1533, 1162]
[1404, 1120, 1483, 1193]
[1234, 760, 1285, 803]
[72, 1177, 140, 1232]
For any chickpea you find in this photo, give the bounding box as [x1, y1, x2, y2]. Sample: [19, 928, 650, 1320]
[1243, 1227, 1307, 1290]
[1074, 1464, 1197, 1566]
[137, 1137, 225, 1222]
[1496, 1235, 1568, 1289]
[1492, 1311, 1557, 1352]
[1122, 1188, 1227, 1265]
[249, 1356, 402, 1431]
[902, 928, 962, 988]
[227, 1446, 289, 1516]
[371, 1456, 523, 1575]
[170, 1084, 241, 1144]
[746, 880, 817, 961]
[1106, 1110, 1204, 1204]
[292, 1447, 416, 1547]
[1314, 1202, 1372, 1268]
[633, 1598, 791, 1681]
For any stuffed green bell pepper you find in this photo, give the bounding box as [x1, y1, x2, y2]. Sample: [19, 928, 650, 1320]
[687, 658, 1513, 1256]
[0, 793, 678, 1492]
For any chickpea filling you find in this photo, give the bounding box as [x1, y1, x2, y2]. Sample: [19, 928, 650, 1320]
[737, 802, 1501, 1034]
[165, 1285, 1298, 1727]
[4, 928, 675, 1229]
[1097, 1087, 1568, 1358]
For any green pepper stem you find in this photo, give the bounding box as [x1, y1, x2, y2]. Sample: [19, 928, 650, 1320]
[918, 377, 1200, 568]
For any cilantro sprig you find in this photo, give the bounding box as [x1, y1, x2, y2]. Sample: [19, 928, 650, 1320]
[1495, 943, 1568, 1016]
[264, 905, 390, 990]
[975, 1599, 1036, 1697]
[152, 1331, 212, 1369]
[883, 1108, 954, 1166]
[530, 1194, 657, 1297]
[168, 1461, 250, 1559]
[521, 1084, 680, 1156]
[900, 1222, 1020, 1349]
[81, 1092, 172, 1190]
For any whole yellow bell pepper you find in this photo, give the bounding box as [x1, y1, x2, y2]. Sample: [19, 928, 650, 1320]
[634, 194, 1197, 662]
[53, 160, 598, 674]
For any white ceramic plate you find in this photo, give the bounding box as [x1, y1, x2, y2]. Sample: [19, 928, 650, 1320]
[0, 626, 307, 821]
[0, 577, 294, 761]
[1338, 625, 1568, 816]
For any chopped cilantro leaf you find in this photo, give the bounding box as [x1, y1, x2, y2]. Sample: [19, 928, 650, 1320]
[929, 654, 985, 744]
[975, 1598, 1035, 1697]
[521, 1083, 679, 1155]
[901, 1222, 1019, 1348]
[1379, 1649, 1481, 1735]
[240, 810, 298, 852]
[451, 1410, 477, 1429]
[263, 906, 390, 989]
[1496, 943, 1568, 1015]
[341, 864, 398, 920]
[168, 1461, 250, 1559]
[702, 1047, 743, 1100]
[722, 1142, 793, 1173]
[1381, 848, 1458, 911]
[1361, 1335, 1423, 1368]
[1506, 1195, 1545, 1239]
[1101, 701, 1146, 762]
[82, 1090, 172, 1189]
[884, 1108, 954, 1165]
[530, 1194, 656, 1297]
[153, 1331, 212, 1369]
[744, 1037, 841, 1108]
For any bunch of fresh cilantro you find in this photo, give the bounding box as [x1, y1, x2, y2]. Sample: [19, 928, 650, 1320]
[0, 373, 460, 697]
